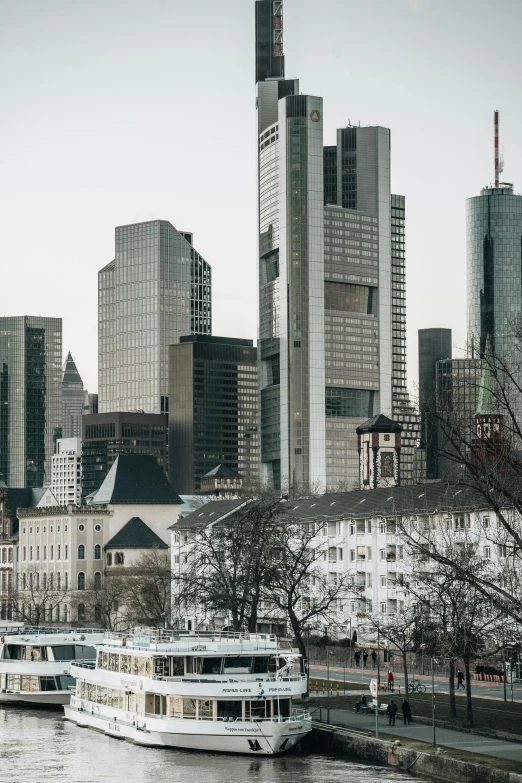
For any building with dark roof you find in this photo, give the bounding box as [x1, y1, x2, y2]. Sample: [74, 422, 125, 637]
[82, 412, 168, 499]
[200, 464, 243, 497]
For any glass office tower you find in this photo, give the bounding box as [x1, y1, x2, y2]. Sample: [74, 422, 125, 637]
[62, 352, 86, 439]
[256, 0, 419, 490]
[467, 183, 522, 362]
[169, 336, 259, 493]
[0, 316, 62, 487]
[98, 220, 211, 414]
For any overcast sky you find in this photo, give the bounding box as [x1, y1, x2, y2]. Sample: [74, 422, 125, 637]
[1, 0, 521, 396]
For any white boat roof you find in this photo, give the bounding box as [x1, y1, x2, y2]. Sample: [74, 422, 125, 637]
[1, 628, 105, 645]
[99, 630, 298, 656]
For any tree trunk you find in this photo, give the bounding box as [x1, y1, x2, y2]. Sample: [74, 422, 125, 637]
[288, 605, 308, 697]
[402, 648, 409, 696]
[449, 658, 457, 717]
[464, 654, 473, 727]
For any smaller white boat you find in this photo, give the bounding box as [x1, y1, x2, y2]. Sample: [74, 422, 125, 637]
[0, 628, 105, 706]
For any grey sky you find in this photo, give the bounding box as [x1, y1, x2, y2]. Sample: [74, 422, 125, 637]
[1, 0, 521, 396]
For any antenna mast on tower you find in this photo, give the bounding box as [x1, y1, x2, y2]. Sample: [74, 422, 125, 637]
[494, 110, 499, 187]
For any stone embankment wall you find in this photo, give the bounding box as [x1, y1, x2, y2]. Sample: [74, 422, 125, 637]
[310, 725, 522, 783]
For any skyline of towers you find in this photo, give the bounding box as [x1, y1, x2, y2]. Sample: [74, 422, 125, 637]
[98, 219, 212, 416]
[0, 316, 62, 487]
[256, 0, 419, 491]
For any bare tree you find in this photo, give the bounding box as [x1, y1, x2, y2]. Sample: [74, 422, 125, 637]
[366, 608, 417, 695]
[73, 571, 128, 631]
[177, 494, 283, 632]
[264, 517, 351, 673]
[13, 567, 70, 626]
[124, 550, 173, 629]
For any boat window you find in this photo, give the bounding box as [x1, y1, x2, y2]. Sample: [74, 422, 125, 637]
[222, 656, 252, 674]
[217, 700, 242, 721]
[169, 656, 184, 676]
[201, 657, 222, 675]
[274, 698, 291, 719]
[198, 699, 213, 719]
[246, 700, 270, 720]
[183, 698, 197, 717]
[20, 675, 40, 692]
[253, 656, 269, 674]
[7, 674, 21, 689]
[40, 677, 57, 692]
[51, 645, 76, 661]
[55, 675, 75, 691]
[120, 654, 131, 674]
[168, 695, 183, 717]
[185, 657, 203, 675]
[5, 645, 22, 660]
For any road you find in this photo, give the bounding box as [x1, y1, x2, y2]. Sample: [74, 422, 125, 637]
[310, 664, 522, 702]
[311, 705, 522, 763]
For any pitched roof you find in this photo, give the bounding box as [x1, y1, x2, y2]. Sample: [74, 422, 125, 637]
[62, 352, 83, 387]
[356, 414, 402, 434]
[104, 517, 168, 549]
[91, 454, 181, 505]
[203, 464, 241, 478]
[176, 483, 493, 530]
[171, 498, 250, 530]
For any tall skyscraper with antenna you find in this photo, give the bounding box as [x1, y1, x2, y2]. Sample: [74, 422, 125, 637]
[467, 112, 522, 365]
[255, 0, 419, 491]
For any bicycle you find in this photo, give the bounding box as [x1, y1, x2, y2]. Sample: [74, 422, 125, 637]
[408, 681, 426, 694]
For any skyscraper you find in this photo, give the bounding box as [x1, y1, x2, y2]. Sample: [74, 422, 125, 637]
[467, 144, 522, 366]
[0, 316, 62, 487]
[256, 0, 418, 491]
[418, 328, 452, 479]
[62, 352, 86, 439]
[169, 335, 259, 493]
[99, 220, 211, 415]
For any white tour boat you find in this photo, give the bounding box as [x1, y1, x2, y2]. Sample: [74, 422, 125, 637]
[64, 630, 312, 755]
[0, 628, 105, 706]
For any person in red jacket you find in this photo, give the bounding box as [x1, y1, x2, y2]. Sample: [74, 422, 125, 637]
[387, 670, 394, 692]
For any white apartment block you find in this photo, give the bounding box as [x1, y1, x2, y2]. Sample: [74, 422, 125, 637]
[171, 482, 515, 642]
[51, 438, 82, 506]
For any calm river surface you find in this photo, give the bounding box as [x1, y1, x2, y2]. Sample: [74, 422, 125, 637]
[0, 706, 435, 783]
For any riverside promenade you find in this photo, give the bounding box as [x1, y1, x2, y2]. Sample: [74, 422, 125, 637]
[308, 702, 522, 764]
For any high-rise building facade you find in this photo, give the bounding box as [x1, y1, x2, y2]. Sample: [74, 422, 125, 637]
[81, 412, 168, 498]
[169, 335, 259, 494]
[256, 0, 418, 491]
[418, 329, 452, 479]
[51, 437, 82, 506]
[62, 352, 87, 439]
[467, 183, 522, 364]
[0, 316, 62, 487]
[99, 220, 211, 415]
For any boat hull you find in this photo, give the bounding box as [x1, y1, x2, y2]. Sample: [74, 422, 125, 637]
[64, 702, 311, 755]
[0, 690, 70, 706]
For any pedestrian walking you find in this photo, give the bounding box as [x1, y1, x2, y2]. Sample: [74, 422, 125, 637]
[371, 650, 377, 667]
[387, 670, 394, 692]
[363, 651, 368, 668]
[354, 650, 361, 667]
[387, 700, 398, 726]
[457, 669, 465, 689]
[401, 698, 412, 725]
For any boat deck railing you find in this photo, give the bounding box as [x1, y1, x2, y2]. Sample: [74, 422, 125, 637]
[1, 627, 104, 639]
[151, 673, 306, 683]
[140, 711, 312, 723]
[102, 629, 292, 649]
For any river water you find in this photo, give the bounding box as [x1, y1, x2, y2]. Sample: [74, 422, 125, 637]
[0, 706, 435, 783]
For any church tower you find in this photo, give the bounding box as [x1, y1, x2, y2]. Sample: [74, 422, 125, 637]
[357, 415, 402, 490]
